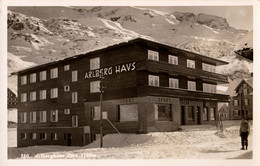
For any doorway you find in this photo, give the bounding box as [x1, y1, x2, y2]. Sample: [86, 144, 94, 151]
[181, 106, 185, 125]
[196, 106, 201, 125]
[67, 133, 72, 146]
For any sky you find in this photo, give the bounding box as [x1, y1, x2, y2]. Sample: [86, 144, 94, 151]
[148, 6, 253, 31]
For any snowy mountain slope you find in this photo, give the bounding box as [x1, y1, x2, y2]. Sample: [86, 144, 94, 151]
[7, 6, 253, 94]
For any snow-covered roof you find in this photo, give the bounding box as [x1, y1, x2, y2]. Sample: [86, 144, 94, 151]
[226, 78, 253, 96]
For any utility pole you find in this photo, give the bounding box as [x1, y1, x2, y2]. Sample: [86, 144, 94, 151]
[99, 75, 105, 148]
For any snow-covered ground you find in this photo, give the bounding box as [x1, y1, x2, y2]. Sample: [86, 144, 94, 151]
[8, 121, 253, 159]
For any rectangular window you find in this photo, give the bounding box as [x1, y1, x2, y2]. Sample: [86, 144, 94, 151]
[118, 104, 138, 122]
[50, 110, 58, 122]
[64, 64, 70, 71]
[72, 92, 78, 103]
[21, 133, 27, 139]
[187, 59, 195, 69]
[154, 104, 172, 121]
[39, 90, 47, 100]
[40, 71, 47, 81]
[72, 116, 78, 127]
[72, 70, 78, 82]
[40, 111, 47, 122]
[90, 57, 100, 70]
[243, 84, 247, 88]
[188, 81, 196, 91]
[210, 108, 216, 120]
[234, 100, 238, 106]
[203, 108, 208, 121]
[202, 63, 215, 73]
[90, 81, 101, 93]
[30, 112, 36, 123]
[149, 75, 159, 87]
[21, 112, 27, 123]
[40, 133, 47, 140]
[148, 50, 159, 61]
[203, 83, 216, 93]
[168, 55, 178, 65]
[50, 68, 58, 79]
[50, 88, 58, 98]
[21, 93, 27, 102]
[21, 75, 27, 85]
[243, 89, 248, 95]
[51, 133, 58, 140]
[64, 85, 70, 92]
[92, 106, 101, 120]
[169, 78, 179, 89]
[30, 133, 36, 140]
[187, 106, 194, 121]
[30, 73, 36, 83]
[244, 99, 249, 106]
[233, 110, 239, 116]
[30, 91, 37, 101]
[64, 109, 70, 115]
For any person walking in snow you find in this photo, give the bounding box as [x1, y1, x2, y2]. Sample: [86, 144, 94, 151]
[239, 117, 250, 150]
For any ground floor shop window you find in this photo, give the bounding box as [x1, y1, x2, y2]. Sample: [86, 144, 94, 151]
[210, 108, 216, 120]
[187, 106, 194, 121]
[203, 108, 208, 121]
[118, 104, 138, 122]
[155, 104, 172, 121]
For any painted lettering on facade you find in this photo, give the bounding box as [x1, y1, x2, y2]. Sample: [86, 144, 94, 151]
[85, 62, 136, 79]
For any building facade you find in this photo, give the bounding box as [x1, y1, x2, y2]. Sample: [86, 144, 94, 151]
[16, 38, 229, 147]
[229, 79, 253, 120]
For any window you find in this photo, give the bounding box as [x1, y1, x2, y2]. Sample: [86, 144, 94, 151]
[51, 133, 58, 140]
[40, 71, 46, 81]
[50, 110, 58, 122]
[30, 73, 36, 83]
[234, 100, 238, 106]
[40, 133, 47, 140]
[188, 106, 194, 121]
[72, 70, 78, 82]
[91, 106, 101, 120]
[50, 68, 58, 79]
[243, 89, 248, 95]
[50, 88, 58, 98]
[187, 59, 195, 69]
[21, 112, 27, 123]
[210, 108, 216, 120]
[148, 50, 159, 61]
[202, 63, 215, 73]
[21, 75, 27, 85]
[64, 109, 70, 114]
[40, 111, 47, 122]
[244, 99, 249, 106]
[64, 85, 70, 92]
[168, 55, 178, 65]
[30, 133, 36, 140]
[90, 57, 100, 70]
[203, 83, 216, 93]
[154, 104, 172, 121]
[149, 75, 159, 87]
[39, 90, 47, 100]
[72, 116, 78, 127]
[188, 81, 196, 91]
[30, 112, 36, 123]
[169, 78, 179, 89]
[72, 92, 78, 103]
[21, 93, 27, 102]
[203, 108, 208, 121]
[21, 133, 27, 139]
[118, 104, 138, 122]
[30, 91, 37, 101]
[90, 81, 101, 93]
[64, 65, 70, 71]
[233, 110, 239, 116]
[243, 84, 247, 88]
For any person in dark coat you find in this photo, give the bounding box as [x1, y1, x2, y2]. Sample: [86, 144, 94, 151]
[239, 117, 250, 150]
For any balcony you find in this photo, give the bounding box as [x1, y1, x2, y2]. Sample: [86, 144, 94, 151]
[136, 60, 228, 83]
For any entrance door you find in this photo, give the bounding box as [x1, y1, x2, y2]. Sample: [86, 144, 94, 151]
[67, 133, 72, 146]
[196, 106, 201, 125]
[181, 106, 185, 125]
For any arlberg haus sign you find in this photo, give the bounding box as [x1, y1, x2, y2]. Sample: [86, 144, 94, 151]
[85, 62, 136, 79]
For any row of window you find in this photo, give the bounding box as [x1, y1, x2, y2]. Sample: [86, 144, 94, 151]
[148, 50, 216, 72]
[20, 132, 58, 140]
[20, 89, 78, 103]
[233, 110, 249, 116]
[149, 75, 217, 92]
[233, 99, 249, 106]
